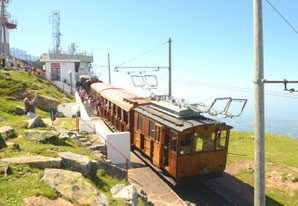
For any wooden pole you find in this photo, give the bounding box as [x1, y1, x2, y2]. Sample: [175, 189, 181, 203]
[253, 0, 265, 205]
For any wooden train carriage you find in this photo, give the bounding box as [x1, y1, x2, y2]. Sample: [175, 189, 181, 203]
[133, 100, 232, 180]
[90, 82, 150, 142]
[79, 75, 101, 93]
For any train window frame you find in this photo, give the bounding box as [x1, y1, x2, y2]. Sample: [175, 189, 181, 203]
[216, 130, 228, 150]
[180, 131, 193, 155]
[137, 114, 143, 131]
[192, 132, 216, 153]
[170, 131, 178, 153]
[149, 120, 155, 140]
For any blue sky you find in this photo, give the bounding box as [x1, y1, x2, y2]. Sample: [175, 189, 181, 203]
[7, 0, 298, 136]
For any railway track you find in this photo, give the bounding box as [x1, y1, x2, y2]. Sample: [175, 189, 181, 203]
[133, 149, 238, 206]
[174, 180, 238, 206]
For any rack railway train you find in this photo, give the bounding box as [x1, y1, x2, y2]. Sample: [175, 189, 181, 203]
[84, 79, 233, 182]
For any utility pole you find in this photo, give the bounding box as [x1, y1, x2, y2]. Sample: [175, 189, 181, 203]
[253, 0, 265, 205]
[168, 38, 172, 98]
[108, 53, 111, 84]
[0, 0, 4, 60]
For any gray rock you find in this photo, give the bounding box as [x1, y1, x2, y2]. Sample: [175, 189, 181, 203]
[41, 169, 108, 206]
[0, 126, 16, 139]
[36, 95, 61, 112]
[58, 133, 69, 141]
[27, 116, 46, 128]
[0, 156, 61, 169]
[0, 117, 7, 121]
[0, 164, 9, 177]
[90, 160, 127, 180]
[287, 174, 296, 182]
[6, 142, 20, 150]
[0, 134, 6, 149]
[59, 152, 91, 176]
[25, 130, 58, 143]
[15, 106, 26, 115]
[110, 184, 138, 206]
[56, 111, 64, 118]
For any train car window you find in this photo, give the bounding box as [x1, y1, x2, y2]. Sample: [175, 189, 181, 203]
[216, 130, 227, 150]
[138, 115, 143, 131]
[193, 133, 215, 152]
[180, 133, 192, 155]
[171, 132, 178, 153]
[149, 121, 155, 139]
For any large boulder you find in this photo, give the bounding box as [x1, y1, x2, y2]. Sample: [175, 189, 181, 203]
[0, 126, 16, 139]
[25, 130, 58, 143]
[0, 134, 6, 149]
[0, 156, 61, 169]
[23, 195, 73, 206]
[28, 116, 46, 128]
[41, 169, 109, 206]
[36, 95, 61, 112]
[110, 184, 138, 206]
[59, 152, 91, 176]
[15, 106, 26, 115]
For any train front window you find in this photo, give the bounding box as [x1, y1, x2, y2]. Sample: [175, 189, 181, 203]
[193, 133, 215, 152]
[180, 133, 192, 155]
[216, 130, 227, 150]
[149, 121, 155, 139]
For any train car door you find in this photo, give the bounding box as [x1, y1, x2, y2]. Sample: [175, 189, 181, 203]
[152, 123, 165, 167]
[168, 130, 178, 177]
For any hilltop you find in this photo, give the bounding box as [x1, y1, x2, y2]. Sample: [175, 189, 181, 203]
[0, 69, 146, 206]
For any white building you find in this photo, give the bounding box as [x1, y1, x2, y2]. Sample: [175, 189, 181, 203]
[40, 53, 93, 86]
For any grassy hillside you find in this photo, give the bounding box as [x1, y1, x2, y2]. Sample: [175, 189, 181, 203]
[0, 70, 130, 205]
[228, 131, 298, 206]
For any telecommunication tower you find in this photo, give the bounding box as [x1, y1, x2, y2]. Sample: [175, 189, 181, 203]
[49, 10, 61, 54]
[0, 0, 17, 55]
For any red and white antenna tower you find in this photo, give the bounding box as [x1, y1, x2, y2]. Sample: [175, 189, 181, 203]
[0, 0, 17, 55]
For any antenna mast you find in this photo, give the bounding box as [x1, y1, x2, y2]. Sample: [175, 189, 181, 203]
[50, 10, 61, 54]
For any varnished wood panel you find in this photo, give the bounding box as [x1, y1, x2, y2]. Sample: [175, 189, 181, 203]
[134, 130, 141, 149]
[176, 150, 227, 178]
[153, 141, 162, 167]
[144, 136, 151, 157]
[168, 151, 177, 178]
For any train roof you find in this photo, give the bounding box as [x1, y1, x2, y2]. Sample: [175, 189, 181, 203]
[91, 82, 150, 111]
[134, 101, 233, 132]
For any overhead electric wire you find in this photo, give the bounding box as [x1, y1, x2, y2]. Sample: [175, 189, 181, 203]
[115, 41, 168, 69]
[265, 0, 298, 35]
[157, 76, 298, 99]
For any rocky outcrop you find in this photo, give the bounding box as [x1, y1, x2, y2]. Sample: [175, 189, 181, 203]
[6, 142, 20, 150]
[59, 152, 91, 176]
[25, 130, 57, 143]
[28, 116, 46, 128]
[23, 195, 73, 206]
[36, 95, 61, 112]
[0, 126, 16, 139]
[110, 184, 138, 206]
[15, 106, 26, 115]
[0, 164, 9, 177]
[41, 169, 109, 206]
[0, 156, 61, 169]
[0, 134, 6, 149]
[91, 160, 127, 180]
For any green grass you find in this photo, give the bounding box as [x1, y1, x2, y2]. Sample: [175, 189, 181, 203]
[228, 131, 298, 167]
[59, 118, 76, 130]
[228, 131, 298, 206]
[0, 69, 130, 205]
[0, 164, 58, 206]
